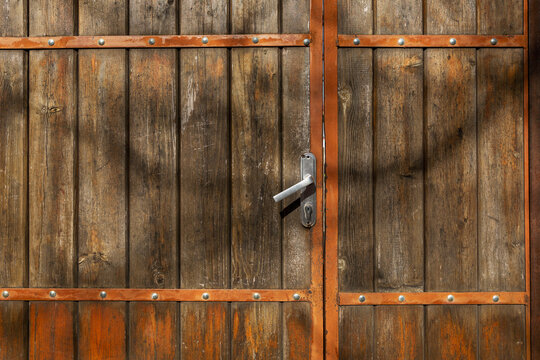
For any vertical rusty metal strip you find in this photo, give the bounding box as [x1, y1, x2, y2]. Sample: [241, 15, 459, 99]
[323, 0, 339, 358]
[309, 0, 325, 358]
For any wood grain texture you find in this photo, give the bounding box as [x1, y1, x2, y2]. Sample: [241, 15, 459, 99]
[79, 0, 127, 35]
[339, 306, 373, 359]
[478, 0, 523, 34]
[79, 302, 127, 360]
[337, 0, 373, 34]
[282, 48, 311, 289]
[129, 302, 179, 360]
[426, 306, 478, 360]
[479, 305, 526, 359]
[425, 49, 477, 291]
[129, 0, 176, 35]
[425, 0, 476, 34]
[374, 49, 423, 292]
[231, 303, 281, 359]
[282, 0, 309, 33]
[29, 0, 74, 36]
[478, 49, 525, 292]
[375, 306, 423, 359]
[180, 0, 228, 34]
[376, 0, 422, 34]
[0, 49, 27, 360]
[337, 48, 373, 292]
[29, 50, 76, 288]
[283, 302, 311, 360]
[231, 0, 278, 34]
[181, 303, 230, 359]
[0, 0, 26, 36]
[29, 302, 75, 360]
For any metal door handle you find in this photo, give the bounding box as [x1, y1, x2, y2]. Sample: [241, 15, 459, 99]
[272, 152, 316, 227]
[273, 175, 313, 202]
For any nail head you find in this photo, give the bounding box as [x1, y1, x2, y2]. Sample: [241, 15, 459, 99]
[353, 38, 360, 45]
[2, 291, 8, 298]
[253, 292, 261, 300]
[447, 294, 454, 302]
[49, 291, 57, 298]
[359, 295, 366, 303]
[398, 295, 405, 302]
[152, 293, 159, 300]
[100, 291, 107, 299]
[303, 38, 310, 46]
[202, 292, 210, 300]
[202, 36, 209, 44]
[398, 38, 405, 46]
[149, 38, 155, 45]
[252, 37, 259, 44]
[98, 38, 105, 46]
[449, 38, 457, 45]
[493, 295, 500, 303]
[293, 293, 301, 301]
[491, 38, 498, 45]
[48, 39, 55, 46]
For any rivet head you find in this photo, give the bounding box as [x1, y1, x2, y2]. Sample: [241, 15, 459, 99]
[100, 291, 107, 299]
[149, 38, 155, 45]
[398, 38, 405, 46]
[293, 293, 301, 301]
[98, 38, 105, 46]
[152, 293, 158, 300]
[398, 295, 405, 302]
[252, 37, 259, 44]
[49, 291, 57, 298]
[202, 292, 210, 300]
[303, 38, 310, 46]
[490, 38, 498, 45]
[449, 38, 457, 45]
[202, 36, 209, 44]
[253, 292, 261, 300]
[493, 295, 500, 303]
[359, 295, 366, 303]
[48, 39, 55, 46]
[2, 291, 9, 298]
[353, 38, 360, 45]
[447, 294, 454, 302]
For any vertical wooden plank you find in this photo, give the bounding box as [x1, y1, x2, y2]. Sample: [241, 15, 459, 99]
[128, 49, 179, 359]
[129, 0, 176, 35]
[339, 307, 373, 359]
[231, 0, 277, 34]
[78, 4, 128, 358]
[337, 0, 373, 34]
[0, 4, 27, 359]
[374, 49, 423, 292]
[425, 49, 477, 291]
[479, 305, 526, 360]
[375, 306, 423, 359]
[425, 0, 475, 34]
[29, 0, 74, 36]
[478, 0, 523, 34]
[376, 0, 422, 34]
[337, 48, 373, 292]
[282, 0, 309, 33]
[29, 302, 75, 360]
[478, 49, 525, 292]
[283, 302, 311, 360]
[426, 306, 478, 360]
[179, 2, 230, 359]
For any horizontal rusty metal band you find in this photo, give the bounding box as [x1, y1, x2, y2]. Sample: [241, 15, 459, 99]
[0, 34, 311, 49]
[339, 291, 528, 305]
[0, 288, 311, 302]
[338, 35, 527, 48]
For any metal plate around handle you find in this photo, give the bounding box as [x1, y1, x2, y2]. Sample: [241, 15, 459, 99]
[300, 153, 316, 228]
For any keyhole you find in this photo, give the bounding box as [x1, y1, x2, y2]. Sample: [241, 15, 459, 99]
[304, 203, 313, 224]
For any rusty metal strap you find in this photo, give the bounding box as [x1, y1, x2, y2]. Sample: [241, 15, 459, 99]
[338, 35, 527, 48]
[339, 291, 529, 305]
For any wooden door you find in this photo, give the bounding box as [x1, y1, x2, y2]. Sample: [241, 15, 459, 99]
[325, 0, 530, 358]
[0, 0, 323, 359]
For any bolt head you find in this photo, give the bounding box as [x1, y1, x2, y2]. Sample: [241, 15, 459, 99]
[447, 294, 454, 302]
[449, 38, 457, 45]
[2, 291, 9, 298]
[98, 38, 105, 46]
[359, 295, 366, 303]
[303, 38, 310, 46]
[49, 290, 57, 298]
[252, 37, 259, 44]
[398, 38, 405, 46]
[492, 295, 500, 303]
[490, 38, 498, 45]
[202, 292, 210, 300]
[48, 39, 55, 46]
[353, 38, 360, 45]
[202, 37, 209, 44]
[149, 38, 155, 45]
[100, 291, 107, 299]
[151, 293, 159, 300]
[253, 292, 261, 300]
[293, 293, 301, 301]
[398, 295, 405, 302]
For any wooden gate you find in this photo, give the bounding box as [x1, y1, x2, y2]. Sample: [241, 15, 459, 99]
[325, 0, 531, 358]
[0, 0, 323, 358]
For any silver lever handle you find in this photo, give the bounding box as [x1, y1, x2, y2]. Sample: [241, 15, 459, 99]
[273, 175, 314, 202]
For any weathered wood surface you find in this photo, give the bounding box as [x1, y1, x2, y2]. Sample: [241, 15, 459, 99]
[478, 305, 526, 359]
[29, 302, 75, 360]
[339, 307, 373, 359]
[375, 306, 423, 359]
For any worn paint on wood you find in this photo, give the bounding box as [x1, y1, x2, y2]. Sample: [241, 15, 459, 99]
[479, 305, 526, 359]
[29, 302, 75, 360]
[339, 306, 373, 359]
[375, 306, 423, 359]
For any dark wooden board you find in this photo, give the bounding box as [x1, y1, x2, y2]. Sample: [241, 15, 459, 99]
[375, 306, 423, 359]
[283, 302, 311, 360]
[337, 48, 374, 292]
[29, 302, 75, 360]
[339, 306, 373, 359]
[477, 49, 525, 291]
[0, 302, 27, 360]
[374, 48, 423, 292]
[425, 49, 477, 291]
[477, 0, 523, 34]
[478, 305, 526, 359]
